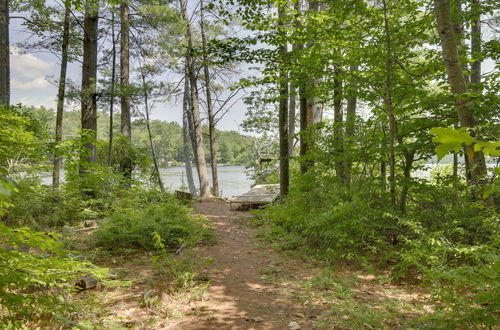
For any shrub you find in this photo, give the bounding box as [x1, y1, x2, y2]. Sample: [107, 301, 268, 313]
[0, 223, 108, 326]
[96, 194, 213, 251]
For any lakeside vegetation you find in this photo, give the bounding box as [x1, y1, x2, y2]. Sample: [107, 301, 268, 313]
[0, 0, 498, 328]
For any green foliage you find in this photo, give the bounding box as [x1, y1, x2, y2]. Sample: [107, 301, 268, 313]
[260, 169, 499, 326]
[96, 190, 213, 251]
[431, 127, 500, 160]
[0, 222, 108, 326]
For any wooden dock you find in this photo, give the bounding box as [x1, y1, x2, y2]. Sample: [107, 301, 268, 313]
[229, 184, 280, 210]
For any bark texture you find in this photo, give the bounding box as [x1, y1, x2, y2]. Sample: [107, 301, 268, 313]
[180, 0, 210, 200]
[382, 0, 397, 207]
[278, 3, 289, 198]
[345, 65, 358, 185]
[108, 7, 117, 166]
[200, 0, 219, 197]
[52, 4, 71, 189]
[434, 0, 489, 201]
[182, 76, 197, 196]
[80, 0, 99, 171]
[0, 0, 9, 105]
[120, 1, 133, 181]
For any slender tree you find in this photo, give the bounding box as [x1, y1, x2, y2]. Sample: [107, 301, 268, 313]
[0, 0, 9, 105]
[180, 0, 211, 200]
[469, 0, 481, 90]
[278, 1, 289, 198]
[434, 0, 490, 202]
[52, 2, 71, 189]
[80, 0, 99, 175]
[139, 71, 164, 192]
[108, 6, 117, 166]
[382, 0, 397, 207]
[200, 0, 219, 197]
[120, 0, 133, 181]
[182, 75, 197, 196]
[345, 65, 358, 185]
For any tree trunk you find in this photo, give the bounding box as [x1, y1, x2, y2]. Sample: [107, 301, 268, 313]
[180, 0, 210, 200]
[182, 76, 197, 196]
[288, 85, 296, 157]
[399, 150, 415, 214]
[434, 0, 490, 203]
[470, 0, 481, 90]
[141, 74, 164, 192]
[299, 85, 309, 174]
[0, 0, 9, 106]
[52, 4, 70, 190]
[185, 67, 199, 178]
[381, 126, 387, 190]
[108, 7, 117, 166]
[278, 3, 289, 199]
[120, 1, 132, 181]
[80, 0, 98, 176]
[382, 0, 397, 208]
[333, 67, 346, 184]
[200, 0, 219, 197]
[345, 65, 358, 185]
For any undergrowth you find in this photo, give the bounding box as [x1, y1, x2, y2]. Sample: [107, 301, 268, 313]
[255, 171, 499, 328]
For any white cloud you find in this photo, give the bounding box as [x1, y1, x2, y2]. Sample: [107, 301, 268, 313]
[11, 77, 51, 90]
[10, 47, 54, 79]
[16, 95, 56, 110]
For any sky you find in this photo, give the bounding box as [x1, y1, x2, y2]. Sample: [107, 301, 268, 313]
[8, 4, 498, 133]
[8, 6, 251, 132]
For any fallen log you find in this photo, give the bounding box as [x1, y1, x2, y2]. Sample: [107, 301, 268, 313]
[75, 276, 98, 291]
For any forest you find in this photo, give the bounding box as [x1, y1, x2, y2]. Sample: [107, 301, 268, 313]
[0, 0, 499, 328]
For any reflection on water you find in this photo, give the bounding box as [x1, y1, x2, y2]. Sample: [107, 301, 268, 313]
[160, 166, 252, 198]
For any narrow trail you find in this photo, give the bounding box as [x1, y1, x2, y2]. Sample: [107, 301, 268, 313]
[166, 200, 313, 330]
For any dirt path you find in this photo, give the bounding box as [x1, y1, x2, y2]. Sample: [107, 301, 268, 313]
[98, 200, 431, 329]
[164, 200, 313, 330]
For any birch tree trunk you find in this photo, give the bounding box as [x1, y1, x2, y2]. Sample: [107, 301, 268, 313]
[434, 0, 490, 203]
[0, 0, 9, 106]
[120, 1, 133, 181]
[52, 4, 71, 189]
[180, 0, 211, 200]
[80, 0, 99, 176]
[200, 0, 219, 197]
[182, 76, 197, 196]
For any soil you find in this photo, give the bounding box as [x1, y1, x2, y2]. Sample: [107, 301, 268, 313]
[160, 200, 316, 330]
[94, 200, 431, 329]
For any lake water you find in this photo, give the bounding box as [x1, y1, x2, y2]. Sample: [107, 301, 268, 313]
[160, 166, 253, 198]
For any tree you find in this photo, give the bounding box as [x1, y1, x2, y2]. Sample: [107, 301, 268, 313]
[0, 0, 9, 105]
[278, 1, 289, 198]
[200, 0, 219, 197]
[52, 2, 71, 190]
[120, 0, 133, 182]
[182, 75, 197, 195]
[434, 0, 490, 202]
[180, 0, 210, 200]
[107, 4, 118, 166]
[80, 0, 99, 179]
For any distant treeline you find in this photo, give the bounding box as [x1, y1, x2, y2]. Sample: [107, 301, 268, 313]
[27, 106, 254, 167]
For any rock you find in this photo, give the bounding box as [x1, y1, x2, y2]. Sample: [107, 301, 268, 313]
[288, 321, 301, 330]
[245, 316, 264, 322]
